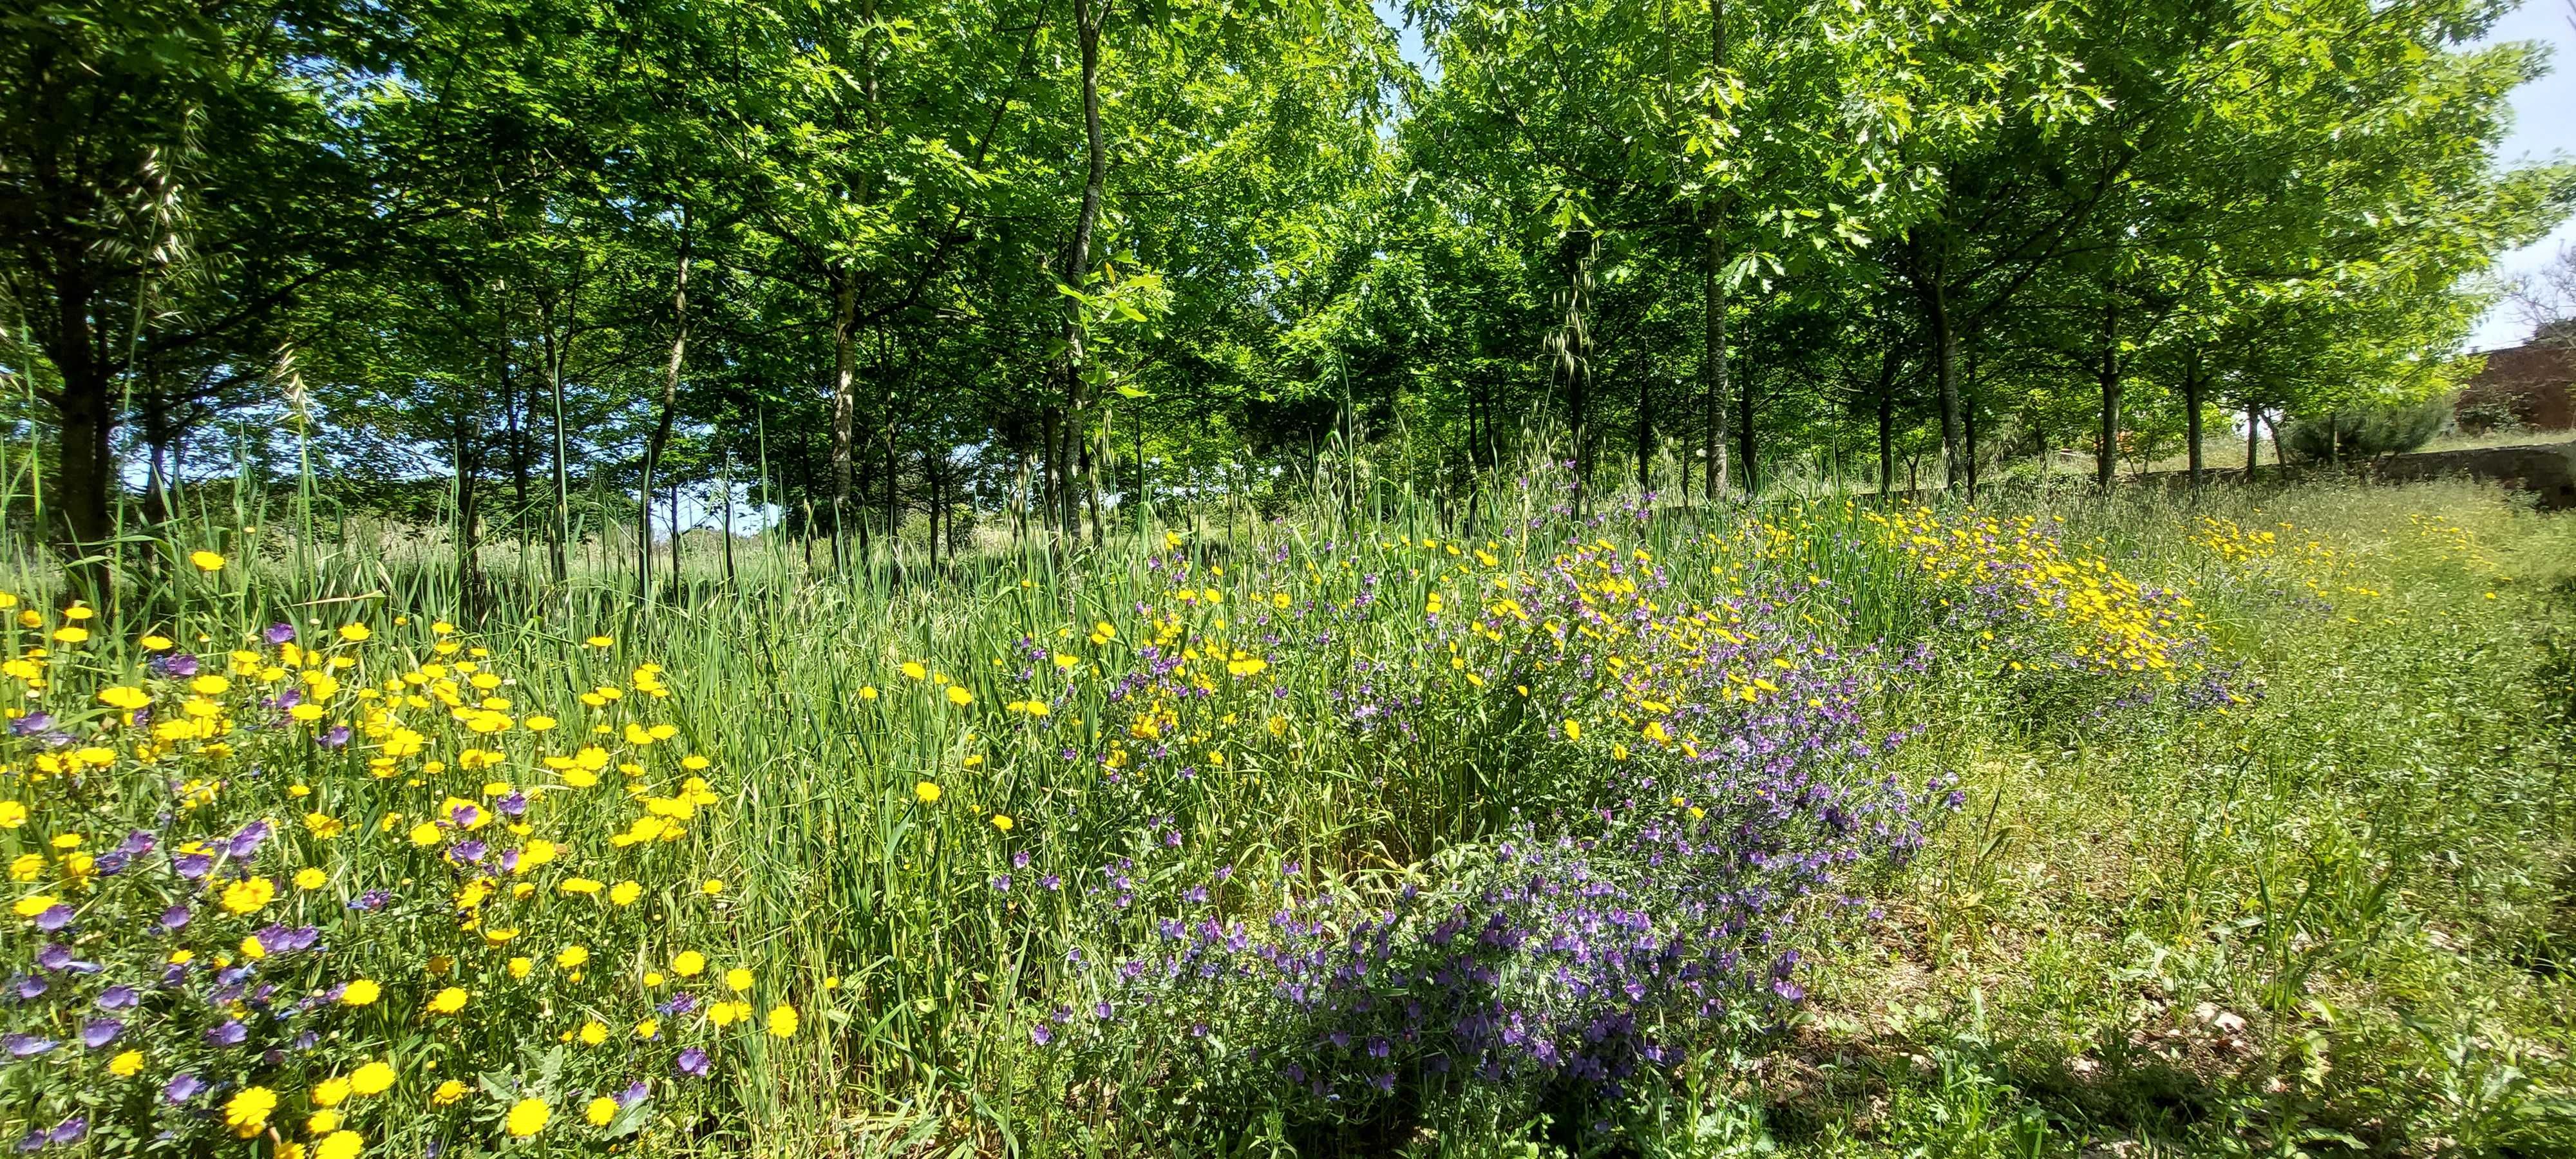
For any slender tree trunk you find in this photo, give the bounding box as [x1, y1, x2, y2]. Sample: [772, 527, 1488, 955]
[1703, 0, 1730, 502]
[638, 211, 691, 600]
[1636, 370, 1653, 495]
[2246, 402, 2260, 480]
[2094, 298, 2120, 491]
[829, 267, 858, 562]
[2183, 345, 2204, 494]
[1059, 0, 1113, 546]
[542, 295, 572, 583]
[721, 447, 737, 585]
[1736, 358, 1755, 496]
[1875, 345, 1897, 495]
[1928, 277, 1961, 491]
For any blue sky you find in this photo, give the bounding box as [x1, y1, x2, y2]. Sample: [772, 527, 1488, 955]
[2469, 0, 2575, 350]
[1370, 0, 2575, 352]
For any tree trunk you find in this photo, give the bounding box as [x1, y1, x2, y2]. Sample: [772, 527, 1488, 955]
[2183, 346, 2204, 494]
[638, 211, 690, 600]
[829, 266, 858, 561]
[721, 446, 737, 585]
[2246, 402, 2260, 480]
[1059, 0, 1113, 546]
[1736, 358, 1755, 496]
[1636, 368, 1653, 495]
[1703, 0, 1730, 501]
[1875, 344, 1897, 495]
[1927, 270, 1962, 491]
[2094, 298, 2120, 491]
[542, 294, 572, 583]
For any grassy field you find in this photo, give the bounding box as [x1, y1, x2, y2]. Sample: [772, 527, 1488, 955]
[1, 470, 2570, 1158]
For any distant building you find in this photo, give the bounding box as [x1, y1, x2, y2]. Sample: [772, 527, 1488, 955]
[2459, 319, 2575, 433]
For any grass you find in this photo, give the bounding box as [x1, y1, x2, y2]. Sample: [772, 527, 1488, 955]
[3, 462, 2572, 1158]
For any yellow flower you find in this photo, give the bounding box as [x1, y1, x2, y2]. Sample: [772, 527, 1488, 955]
[431, 1079, 469, 1106]
[724, 967, 753, 993]
[508, 956, 533, 979]
[504, 1097, 549, 1138]
[338, 624, 371, 642]
[900, 661, 927, 681]
[314, 1130, 364, 1159]
[98, 686, 151, 710]
[672, 950, 706, 977]
[634, 1017, 659, 1040]
[586, 636, 614, 648]
[578, 1021, 608, 1045]
[0, 802, 24, 829]
[1562, 719, 1580, 742]
[312, 1077, 352, 1107]
[341, 978, 380, 1006]
[426, 986, 468, 1014]
[407, 822, 442, 847]
[914, 781, 941, 805]
[767, 1003, 800, 1037]
[556, 945, 590, 970]
[348, 1060, 394, 1096]
[700, 878, 725, 896]
[189, 550, 226, 572]
[52, 626, 88, 644]
[990, 814, 1014, 833]
[218, 876, 277, 915]
[295, 867, 328, 890]
[945, 685, 973, 706]
[108, 1050, 143, 1077]
[609, 880, 642, 906]
[585, 1096, 619, 1126]
[225, 1086, 278, 1136]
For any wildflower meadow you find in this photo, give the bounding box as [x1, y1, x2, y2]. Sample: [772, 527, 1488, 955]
[3, 465, 2570, 1156]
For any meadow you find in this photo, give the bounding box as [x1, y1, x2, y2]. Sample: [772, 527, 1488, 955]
[2, 469, 2571, 1158]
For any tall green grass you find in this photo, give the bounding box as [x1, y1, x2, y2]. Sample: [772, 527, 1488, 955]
[5, 438, 2572, 1154]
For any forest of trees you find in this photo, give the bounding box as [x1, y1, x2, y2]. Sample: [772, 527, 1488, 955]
[5, 0, 2571, 587]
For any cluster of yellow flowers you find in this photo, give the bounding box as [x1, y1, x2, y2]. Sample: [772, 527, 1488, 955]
[1877, 507, 2199, 675]
[0, 578, 801, 1155]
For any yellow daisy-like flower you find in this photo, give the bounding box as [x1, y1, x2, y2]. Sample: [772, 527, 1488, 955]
[311, 1077, 352, 1108]
[431, 1079, 469, 1106]
[98, 686, 151, 710]
[426, 986, 468, 1014]
[295, 867, 328, 890]
[341, 978, 381, 1006]
[767, 1003, 800, 1037]
[585, 636, 614, 648]
[225, 1086, 278, 1136]
[189, 550, 226, 572]
[672, 950, 706, 977]
[578, 1021, 609, 1045]
[990, 814, 1014, 833]
[108, 1050, 144, 1077]
[914, 781, 941, 805]
[504, 1097, 549, 1138]
[337, 624, 370, 642]
[585, 1096, 619, 1126]
[609, 880, 643, 906]
[701, 878, 725, 896]
[218, 876, 277, 915]
[945, 685, 973, 706]
[348, 1060, 395, 1096]
[724, 967, 753, 993]
[900, 661, 927, 681]
[314, 1130, 363, 1159]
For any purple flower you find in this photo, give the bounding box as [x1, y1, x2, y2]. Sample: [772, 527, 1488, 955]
[32, 906, 71, 932]
[1029, 1023, 1053, 1046]
[8, 975, 44, 1001]
[448, 840, 488, 865]
[618, 1080, 650, 1107]
[264, 623, 296, 645]
[173, 853, 213, 880]
[8, 713, 52, 737]
[44, 1120, 83, 1147]
[80, 1019, 122, 1048]
[159, 904, 193, 930]
[227, 821, 271, 860]
[674, 1048, 711, 1078]
[497, 792, 527, 817]
[319, 725, 351, 748]
[205, 1020, 247, 1047]
[3, 1035, 55, 1058]
[163, 1073, 202, 1103]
